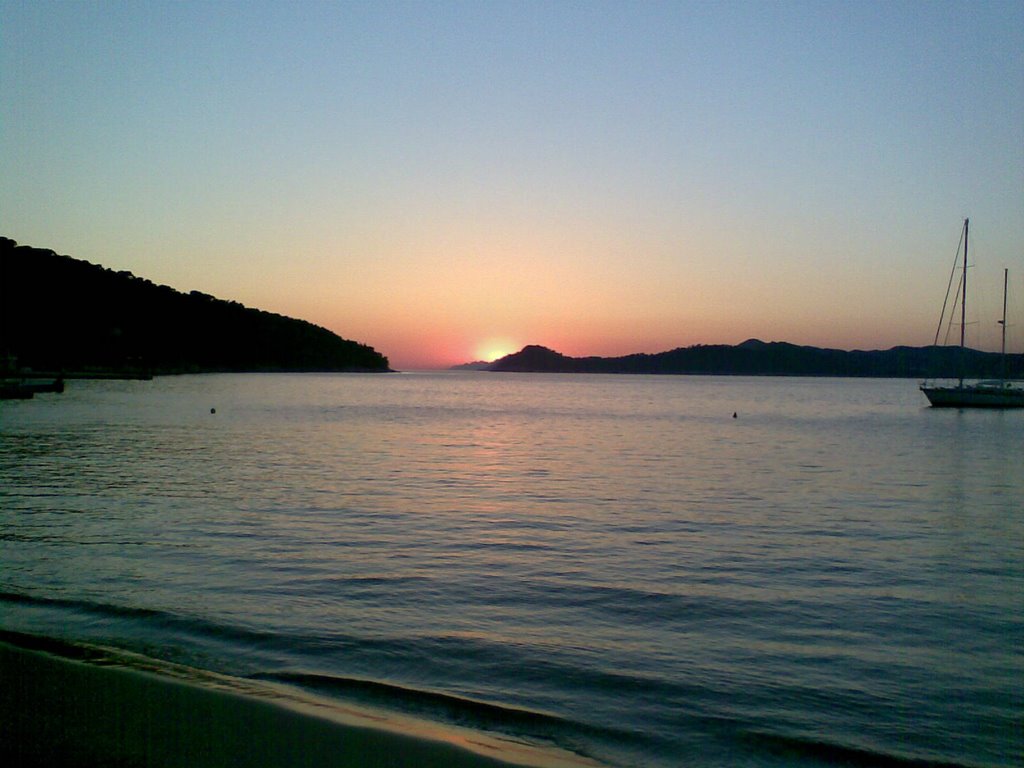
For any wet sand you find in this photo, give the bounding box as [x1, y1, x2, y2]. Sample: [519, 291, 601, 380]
[0, 640, 596, 768]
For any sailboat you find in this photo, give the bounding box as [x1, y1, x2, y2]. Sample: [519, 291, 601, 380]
[920, 219, 1024, 408]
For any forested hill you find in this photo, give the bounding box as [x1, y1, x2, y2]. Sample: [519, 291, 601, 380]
[488, 341, 1024, 379]
[0, 238, 390, 374]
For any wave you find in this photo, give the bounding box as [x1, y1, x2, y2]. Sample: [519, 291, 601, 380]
[0, 625, 557, 733]
[743, 730, 977, 768]
[0, 627, 256, 693]
[461, 577, 774, 630]
[0, 590, 288, 650]
[0, 627, 113, 663]
[251, 669, 651, 767]
[254, 665, 683, 749]
[253, 670, 571, 733]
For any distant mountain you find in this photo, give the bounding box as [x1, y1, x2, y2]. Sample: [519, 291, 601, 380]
[0, 237, 390, 374]
[449, 360, 492, 370]
[488, 341, 1024, 379]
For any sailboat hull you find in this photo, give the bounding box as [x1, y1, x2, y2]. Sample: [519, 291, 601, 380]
[921, 384, 1024, 408]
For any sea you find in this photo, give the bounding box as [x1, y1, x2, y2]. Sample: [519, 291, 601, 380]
[1, 372, 1021, 768]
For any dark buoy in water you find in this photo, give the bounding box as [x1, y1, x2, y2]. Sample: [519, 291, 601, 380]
[732, 412, 737, 418]
[210, 407, 216, 414]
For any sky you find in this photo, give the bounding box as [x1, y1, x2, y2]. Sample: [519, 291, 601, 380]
[2, 1, 1023, 369]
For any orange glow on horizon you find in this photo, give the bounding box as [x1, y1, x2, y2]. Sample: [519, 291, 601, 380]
[475, 338, 519, 363]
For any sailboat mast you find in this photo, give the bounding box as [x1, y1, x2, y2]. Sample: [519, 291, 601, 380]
[1000, 267, 1008, 384]
[959, 218, 968, 386]
[961, 218, 968, 351]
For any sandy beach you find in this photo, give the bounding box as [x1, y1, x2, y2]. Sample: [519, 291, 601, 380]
[0, 638, 596, 768]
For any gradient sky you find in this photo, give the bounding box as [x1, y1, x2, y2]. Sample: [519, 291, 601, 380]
[3, 1, 1023, 369]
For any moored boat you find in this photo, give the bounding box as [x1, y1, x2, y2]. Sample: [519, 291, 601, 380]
[921, 379, 1024, 408]
[920, 219, 1024, 408]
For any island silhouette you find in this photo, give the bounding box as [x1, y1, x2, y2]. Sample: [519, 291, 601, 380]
[482, 341, 1023, 379]
[1, 238, 390, 375]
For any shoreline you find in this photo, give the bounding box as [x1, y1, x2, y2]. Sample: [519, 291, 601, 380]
[0, 637, 600, 768]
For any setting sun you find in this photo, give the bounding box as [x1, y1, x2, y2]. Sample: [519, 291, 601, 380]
[476, 339, 518, 363]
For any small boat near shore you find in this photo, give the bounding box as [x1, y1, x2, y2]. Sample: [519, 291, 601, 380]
[920, 219, 1024, 408]
[0, 377, 65, 400]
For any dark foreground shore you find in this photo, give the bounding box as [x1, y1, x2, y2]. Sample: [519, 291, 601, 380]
[0, 640, 593, 768]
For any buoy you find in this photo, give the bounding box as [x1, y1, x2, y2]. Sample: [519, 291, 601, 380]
[210, 407, 216, 414]
[732, 412, 737, 418]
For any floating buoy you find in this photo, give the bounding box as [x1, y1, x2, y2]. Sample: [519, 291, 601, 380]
[210, 407, 216, 414]
[732, 412, 737, 418]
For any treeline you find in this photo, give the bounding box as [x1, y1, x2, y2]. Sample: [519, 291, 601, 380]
[1, 238, 390, 374]
[488, 340, 1024, 379]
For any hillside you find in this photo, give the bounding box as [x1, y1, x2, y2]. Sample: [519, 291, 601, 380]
[0, 238, 390, 374]
[488, 340, 1024, 379]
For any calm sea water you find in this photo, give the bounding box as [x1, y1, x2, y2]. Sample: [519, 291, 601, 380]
[1, 373, 1021, 767]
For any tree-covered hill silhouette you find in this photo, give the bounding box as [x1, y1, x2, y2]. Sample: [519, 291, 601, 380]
[488, 340, 1024, 379]
[1, 237, 390, 374]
